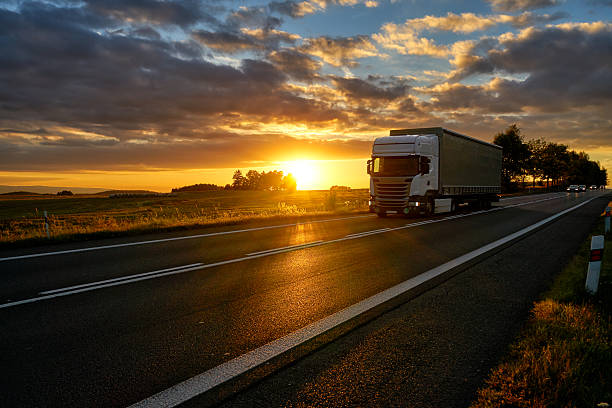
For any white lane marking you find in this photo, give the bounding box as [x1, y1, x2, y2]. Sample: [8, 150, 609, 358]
[345, 228, 391, 238]
[0, 194, 591, 309]
[0, 214, 376, 262]
[498, 192, 564, 201]
[246, 241, 324, 257]
[39, 263, 204, 295]
[128, 196, 596, 408]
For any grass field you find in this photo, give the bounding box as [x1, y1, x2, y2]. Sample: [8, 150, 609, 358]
[472, 215, 612, 408]
[0, 189, 369, 245]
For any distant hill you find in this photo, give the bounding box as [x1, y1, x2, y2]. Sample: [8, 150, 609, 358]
[0, 191, 45, 196]
[0, 185, 106, 194]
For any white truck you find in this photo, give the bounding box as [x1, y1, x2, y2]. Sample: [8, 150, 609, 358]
[367, 127, 502, 217]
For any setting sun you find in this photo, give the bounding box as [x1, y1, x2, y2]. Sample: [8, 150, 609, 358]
[283, 160, 320, 190]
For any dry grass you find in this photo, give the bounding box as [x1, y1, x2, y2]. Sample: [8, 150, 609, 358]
[0, 189, 369, 245]
[472, 300, 611, 408]
[472, 219, 612, 408]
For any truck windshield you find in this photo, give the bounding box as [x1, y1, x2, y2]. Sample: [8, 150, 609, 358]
[372, 156, 419, 177]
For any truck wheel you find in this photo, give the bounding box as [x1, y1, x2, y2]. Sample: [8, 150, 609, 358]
[425, 199, 434, 216]
[376, 210, 387, 218]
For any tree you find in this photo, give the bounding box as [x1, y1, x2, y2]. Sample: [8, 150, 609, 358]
[527, 138, 547, 187]
[493, 124, 530, 191]
[282, 173, 297, 191]
[232, 170, 246, 190]
[540, 142, 569, 188]
[260, 170, 284, 190]
[245, 170, 261, 190]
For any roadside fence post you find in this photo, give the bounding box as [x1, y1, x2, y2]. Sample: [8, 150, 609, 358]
[44, 210, 50, 239]
[585, 235, 604, 295]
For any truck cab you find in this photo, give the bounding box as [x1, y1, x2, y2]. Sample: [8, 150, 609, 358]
[367, 135, 438, 216]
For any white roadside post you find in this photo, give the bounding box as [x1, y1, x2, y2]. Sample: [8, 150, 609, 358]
[585, 235, 604, 295]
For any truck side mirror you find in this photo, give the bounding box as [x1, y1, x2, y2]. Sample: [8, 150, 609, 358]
[366, 160, 372, 175]
[420, 156, 430, 174]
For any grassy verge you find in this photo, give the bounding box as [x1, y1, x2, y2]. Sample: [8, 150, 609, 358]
[0, 189, 369, 247]
[471, 217, 612, 408]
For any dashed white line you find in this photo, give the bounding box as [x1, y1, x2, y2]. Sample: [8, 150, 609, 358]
[0, 214, 376, 262]
[246, 241, 324, 256]
[39, 263, 204, 295]
[0, 194, 593, 310]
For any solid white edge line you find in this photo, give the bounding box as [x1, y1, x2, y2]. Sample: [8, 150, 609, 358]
[0, 214, 376, 262]
[129, 196, 596, 408]
[39, 263, 204, 295]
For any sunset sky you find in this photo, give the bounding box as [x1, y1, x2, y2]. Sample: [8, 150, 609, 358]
[1, 0, 611, 191]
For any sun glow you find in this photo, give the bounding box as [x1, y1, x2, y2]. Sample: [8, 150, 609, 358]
[283, 160, 320, 190]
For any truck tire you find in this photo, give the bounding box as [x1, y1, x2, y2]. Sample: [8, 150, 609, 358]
[425, 199, 434, 216]
[376, 210, 387, 218]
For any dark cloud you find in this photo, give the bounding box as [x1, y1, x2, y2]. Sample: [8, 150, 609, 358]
[269, 1, 310, 18]
[131, 26, 162, 40]
[193, 30, 262, 52]
[225, 5, 283, 31]
[267, 50, 322, 81]
[432, 25, 612, 114]
[299, 35, 381, 67]
[509, 11, 569, 27]
[486, 0, 562, 12]
[192, 27, 297, 53]
[331, 76, 409, 101]
[0, 133, 372, 171]
[83, 0, 216, 28]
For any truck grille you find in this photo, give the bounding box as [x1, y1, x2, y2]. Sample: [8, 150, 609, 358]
[374, 179, 411, 208]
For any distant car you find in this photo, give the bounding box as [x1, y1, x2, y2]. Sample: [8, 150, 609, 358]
[567, 185, 580, 192]
[590, 185, 598, 190]
[579, 185, 587, 192]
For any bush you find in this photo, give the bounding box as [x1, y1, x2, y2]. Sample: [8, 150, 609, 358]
[324, 191, 337, 211]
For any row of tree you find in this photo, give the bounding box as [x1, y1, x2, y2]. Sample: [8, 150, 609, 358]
[172, 170, 298, 192]
[231, 170, 297, 191]
[494, 125, 607, 192]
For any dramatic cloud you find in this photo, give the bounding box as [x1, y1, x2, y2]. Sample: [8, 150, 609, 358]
[486, 0, 562, 12]
[268, 0, 377, 18]
[427, 24, 612, 115]
[267, 49, 323, 81]
[1, 1, 610, 183]
[299, 35, 384, 66]
[373, 24, 448, 56]
[373, 11, 568, 57]
[331, 76, 409, 101]
[193, 28, 298, 53]
[0, 132, 373, 171]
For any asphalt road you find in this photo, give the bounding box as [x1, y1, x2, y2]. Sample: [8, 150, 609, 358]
[0, 190, 609, 407]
